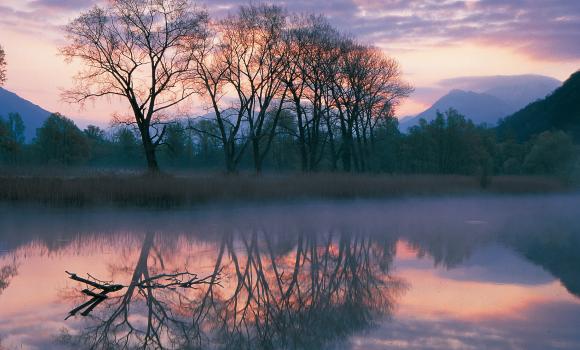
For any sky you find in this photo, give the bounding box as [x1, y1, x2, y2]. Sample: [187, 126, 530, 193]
[0, 0, 579, 125]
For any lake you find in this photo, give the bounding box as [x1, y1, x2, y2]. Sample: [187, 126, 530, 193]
[1, 195, 579, 349]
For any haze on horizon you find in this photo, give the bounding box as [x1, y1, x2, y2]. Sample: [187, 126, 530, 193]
[0, 0, 579, 124]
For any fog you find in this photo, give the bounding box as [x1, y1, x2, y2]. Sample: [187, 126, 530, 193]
[1, 193, 579, 246]
[1, 194, 580, 350]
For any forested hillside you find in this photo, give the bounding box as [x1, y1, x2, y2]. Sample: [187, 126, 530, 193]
[498, 71, 580, 142]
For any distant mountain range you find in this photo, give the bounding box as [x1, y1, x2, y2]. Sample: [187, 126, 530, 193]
[400, 75, 562, 130]
[1, 72, 574, 143]
[497, 71, 580, 142]
[0, 87, 52, 142]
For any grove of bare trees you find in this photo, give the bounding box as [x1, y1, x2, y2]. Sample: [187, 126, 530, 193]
[189, 5, 412, 174]
[62, 0, 412, 174]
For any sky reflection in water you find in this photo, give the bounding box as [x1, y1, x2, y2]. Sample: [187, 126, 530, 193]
[1, 195, 580, 349]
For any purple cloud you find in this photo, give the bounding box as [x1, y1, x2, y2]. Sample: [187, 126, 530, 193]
[28, 0, 97, 10]
[206, 0, 580, 61]
[1, 0, 579, 61]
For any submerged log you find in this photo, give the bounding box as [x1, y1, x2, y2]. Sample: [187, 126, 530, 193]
[65, 269, 221, 319]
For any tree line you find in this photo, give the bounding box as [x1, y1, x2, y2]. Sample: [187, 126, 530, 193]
[0, 1, 577, 176]
[60, 0, 412, 173]
[0, 109, 576, 177]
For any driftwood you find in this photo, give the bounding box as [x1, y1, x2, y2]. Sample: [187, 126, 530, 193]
[65, 271, 123, 320]
[65, 270, 221, 320]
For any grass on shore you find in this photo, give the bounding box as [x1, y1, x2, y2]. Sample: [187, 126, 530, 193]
[0, 172, 570, 208]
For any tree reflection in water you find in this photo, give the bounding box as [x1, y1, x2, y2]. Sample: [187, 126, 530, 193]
[62, 230, 407, 349]
[62, 232, 220, 349]
[0, 258, 18, 297]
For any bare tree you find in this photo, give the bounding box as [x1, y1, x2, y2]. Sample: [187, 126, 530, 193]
[283, 16, 342, 172]
[61, 0, 208, 172]
[0, 44, 6, 86]
[330, 42, 411, 172]
[190, 4, 289, 174]
[221, 4, 288, 174]
[189, 17, 249, 173]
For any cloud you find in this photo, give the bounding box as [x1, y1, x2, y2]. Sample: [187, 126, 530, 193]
[349, 301, 580, 350]
[207, 0, 580, 61]
[2, 0, 579, 61]
[28, 0, 97, 11]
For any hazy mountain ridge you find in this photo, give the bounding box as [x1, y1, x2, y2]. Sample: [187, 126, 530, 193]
[400, 75, 561, 131]
[0, 87, 52, 142]
[402, 89, 514, 128]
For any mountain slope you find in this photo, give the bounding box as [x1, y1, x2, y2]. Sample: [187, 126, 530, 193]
[441, 74, 561, 108]
[400, 90, 514, 129]
[480, 75, 561, 108]
[400, 74, 561, 131]
[0, 88, 51, 142]
[497, 71, 580, 142]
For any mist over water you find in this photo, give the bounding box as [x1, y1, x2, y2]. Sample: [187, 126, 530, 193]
[1, 194, 580, 349]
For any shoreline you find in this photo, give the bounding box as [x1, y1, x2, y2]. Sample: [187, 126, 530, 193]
[0, 173, 571, 208]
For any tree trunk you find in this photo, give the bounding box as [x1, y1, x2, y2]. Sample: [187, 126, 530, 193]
[252, 137, 263, 174]
[140, 127, 160, 173]
[297, 112, 308, 172]
[326, 118, 338, 172]
[224, 142, 236, 174]
[291, 91, 308, 172]
[144, 143, 160, 173]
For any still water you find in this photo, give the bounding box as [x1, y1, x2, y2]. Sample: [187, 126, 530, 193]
[1, 195, 579, 349]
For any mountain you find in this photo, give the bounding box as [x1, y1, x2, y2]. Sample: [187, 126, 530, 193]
[401, 90, 514, 129]
[0, 87, 51, 142]
[475, 75, 561, 109]
[400, 74, 561, 131]
[497, 71, 580, 142]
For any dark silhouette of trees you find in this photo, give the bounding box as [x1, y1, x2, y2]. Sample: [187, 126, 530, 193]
[402, 109, 493, 174]
[189, 24, 247, 173]
[329, 43, 412, 172]
[191, 4, 289, 174]
[523, 131, 576, 175]
[229, 5, 288, 174]
[0, 113, 25, 163]
[282, 16, 341, 172]
[0, 44, 6, 86]
[29, 3, 580, 176]
[61, 0, 208, 172]
[161, 122, 192, 165]
[35, 113, 90, 165]
[57, 2, 414, 174]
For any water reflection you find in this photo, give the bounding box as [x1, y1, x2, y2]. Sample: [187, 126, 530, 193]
[192, 231, 405, 349]
[60, 230, 405, 349]
[502, 229, 580, 297]
[62, 232, 221, 349]
[1, 195, 580, 349]
[0, 258, 17, 296]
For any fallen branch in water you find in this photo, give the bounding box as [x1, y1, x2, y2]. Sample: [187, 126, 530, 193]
[65, 269, 222, 319]
[65, 271, 123, 319]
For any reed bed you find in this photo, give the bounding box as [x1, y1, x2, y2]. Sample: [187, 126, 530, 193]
[0, 172, 569, 208]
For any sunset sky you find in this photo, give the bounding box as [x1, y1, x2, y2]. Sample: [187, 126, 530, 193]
[1, 0, 579, 125]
